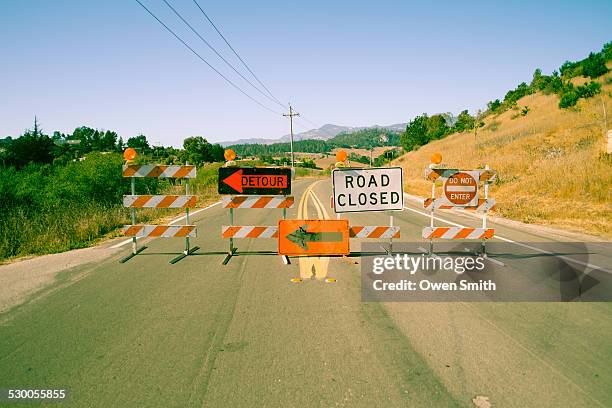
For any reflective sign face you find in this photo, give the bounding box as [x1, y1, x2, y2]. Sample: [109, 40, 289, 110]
[218, 167, 291, 195]
[332, 167, 404, 213]
[443, 171, 479, 206]
[278, 219, 349, 256]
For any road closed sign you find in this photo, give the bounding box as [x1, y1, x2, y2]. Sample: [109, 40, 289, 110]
[332, 167, 403, 213]
[443, 171, 479, 206]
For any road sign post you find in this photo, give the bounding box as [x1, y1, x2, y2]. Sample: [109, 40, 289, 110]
[219, 166, 293, 265]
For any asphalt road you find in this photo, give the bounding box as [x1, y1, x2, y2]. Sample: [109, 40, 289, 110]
[1, 178, 611, 407]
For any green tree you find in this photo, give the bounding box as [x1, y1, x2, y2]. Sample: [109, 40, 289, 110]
[426, 114, 448, 140]
[453, 110, 475, 132]
[127, 134, 150, 153]
[182, 136, 224, 164]
[5, 119, 55, 168]
[581, 52, 608, 78]
[487, 99, 502, 112]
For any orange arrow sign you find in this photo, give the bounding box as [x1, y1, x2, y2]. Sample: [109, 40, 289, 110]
[278, 219, 349, 256]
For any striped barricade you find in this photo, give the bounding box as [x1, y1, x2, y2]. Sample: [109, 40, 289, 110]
[221, 195, 294, 265]
[422, 227, 494, 240]
[222, 226, 278, 239]
[124, 225, 197, 238]
[122, 164, 196, 179]
[121, 162, 198, 264]
[423, 198, 496, 212]
[349, 226, 400, 239]
[221, 195, 294, 209]
[422, 164, 497, 256]
[123, 195, 197, 208]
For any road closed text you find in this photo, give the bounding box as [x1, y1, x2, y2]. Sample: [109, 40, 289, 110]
[332, 167, 403, 213]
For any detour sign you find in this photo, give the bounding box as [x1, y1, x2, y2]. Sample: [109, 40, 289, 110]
[218, 167, 291, 195]
[443, 171, 479, 206]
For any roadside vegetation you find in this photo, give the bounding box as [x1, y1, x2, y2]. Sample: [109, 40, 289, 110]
[0, 126, 224, 261]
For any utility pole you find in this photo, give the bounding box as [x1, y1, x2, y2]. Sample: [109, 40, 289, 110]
[283, 104, 299, 171]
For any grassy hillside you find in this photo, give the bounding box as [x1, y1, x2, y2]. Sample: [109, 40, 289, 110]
[396, 66, 612, 238]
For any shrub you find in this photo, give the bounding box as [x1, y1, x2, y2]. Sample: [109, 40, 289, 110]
[581, 52, 608, 78]
[559, 91, 579, 108]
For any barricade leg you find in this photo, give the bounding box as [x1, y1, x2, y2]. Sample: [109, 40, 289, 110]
[170, 174, 199, 264]
[280, 206, 290, 265]
[429, 180, 435, 256]
[120, 177, 147, 263]
[222, 207, 237, 265]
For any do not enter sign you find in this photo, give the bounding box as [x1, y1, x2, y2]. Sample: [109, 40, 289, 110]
[443, 171, 479, 206]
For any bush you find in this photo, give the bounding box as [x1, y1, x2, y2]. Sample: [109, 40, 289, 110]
[559, 90, 579, 108]
[582, 52, 608, 78]
[575, 81, 601, 98]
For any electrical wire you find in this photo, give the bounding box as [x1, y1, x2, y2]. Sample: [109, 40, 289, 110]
[133, 0, 283, 116]
[161, 0, 285, 109]
[191, 0, 285, 106]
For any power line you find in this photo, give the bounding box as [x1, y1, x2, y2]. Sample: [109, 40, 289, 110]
[161, 0, 285, 109]
[133, 0, 283, 116]
[191, 0, 285, 107]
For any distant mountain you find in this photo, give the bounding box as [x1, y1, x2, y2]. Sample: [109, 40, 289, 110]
[220, 123, 407, 146]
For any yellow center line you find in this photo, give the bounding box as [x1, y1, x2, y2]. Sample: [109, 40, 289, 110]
[296, 180, 332, 280]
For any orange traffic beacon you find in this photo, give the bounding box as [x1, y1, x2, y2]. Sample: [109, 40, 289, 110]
[278, 219, 350, 256]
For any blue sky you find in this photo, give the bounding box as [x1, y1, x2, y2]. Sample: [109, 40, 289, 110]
[1, 0, 610, 146]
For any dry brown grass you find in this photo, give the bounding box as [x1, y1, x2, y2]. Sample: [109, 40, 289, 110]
[395, 69, 612, 238]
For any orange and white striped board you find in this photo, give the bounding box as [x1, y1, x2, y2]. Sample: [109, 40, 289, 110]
[423, 198, 496, 212]
[122, 164, 196, 179]
[221, 195, 294, 209]
[349, 226, 400, 239]
[123, 195, 197, 208]
[422, 227, 494, 240]
[425, 168, 497, 183]
[123, 224, 197, 237]
[222, 226, 278, 238]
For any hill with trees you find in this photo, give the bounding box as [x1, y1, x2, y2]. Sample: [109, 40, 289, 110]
[394, 42, 611, 238]
[399, 42, 611, 155]
[227, 128, 400, 157]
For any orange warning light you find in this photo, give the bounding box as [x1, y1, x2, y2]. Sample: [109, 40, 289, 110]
[224, 149, 237, 161]
[123, 148, 137, 161]
[336, 150, 348, 162]
[431, 152, 442, 164]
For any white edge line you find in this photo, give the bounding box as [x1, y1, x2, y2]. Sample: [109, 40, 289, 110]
[110, 201, 222, 248]
[403, 193, 611, 274]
